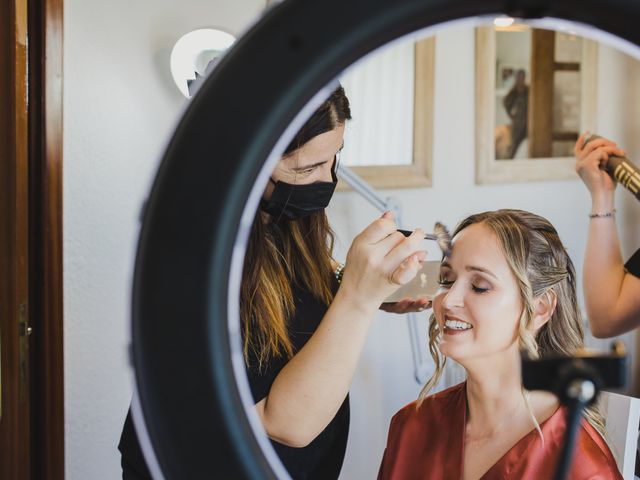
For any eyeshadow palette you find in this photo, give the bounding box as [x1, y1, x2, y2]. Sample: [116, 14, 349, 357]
[383, 260, 441, 303]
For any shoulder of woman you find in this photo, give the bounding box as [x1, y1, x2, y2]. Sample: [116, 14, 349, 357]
[574, 420, 623, 479]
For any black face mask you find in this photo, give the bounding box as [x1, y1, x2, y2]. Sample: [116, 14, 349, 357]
[260, 161, 338, 220]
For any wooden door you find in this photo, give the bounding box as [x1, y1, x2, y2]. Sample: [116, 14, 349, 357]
[28, 0, 65, 476]
[1, 0, 31, 477]
[0, 0, 64, 478]
[529, 29, 581, 157]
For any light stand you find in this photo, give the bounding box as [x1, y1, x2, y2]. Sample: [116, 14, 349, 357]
[522, 342, 627, 480]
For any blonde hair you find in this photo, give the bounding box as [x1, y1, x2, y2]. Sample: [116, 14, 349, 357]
[417, 209, 604, 433]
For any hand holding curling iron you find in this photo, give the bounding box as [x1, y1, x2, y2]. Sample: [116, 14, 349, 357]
[576, 133, 640, 203]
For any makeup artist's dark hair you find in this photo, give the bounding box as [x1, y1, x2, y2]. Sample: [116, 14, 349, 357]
[241, 85, 351, 370]
[284, 85, 352, 155]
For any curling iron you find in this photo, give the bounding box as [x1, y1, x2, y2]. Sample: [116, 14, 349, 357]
[585, 134, 640, 201]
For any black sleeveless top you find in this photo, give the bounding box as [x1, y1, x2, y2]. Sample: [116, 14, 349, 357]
[625, 248, 640, 278]
[245, 278, 349, 480]
[118, 279, 349, 480]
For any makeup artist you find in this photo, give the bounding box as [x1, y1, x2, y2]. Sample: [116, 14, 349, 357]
[118, 85, 430, 480]
[574, 133, 640, 337]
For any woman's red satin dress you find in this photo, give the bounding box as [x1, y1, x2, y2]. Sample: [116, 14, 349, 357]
[378, 383, 622, 480]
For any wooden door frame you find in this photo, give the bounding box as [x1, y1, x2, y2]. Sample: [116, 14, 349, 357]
[0, 0, 64, 478]
[29, 0, 65, 477]
[1, 0, 31, 477]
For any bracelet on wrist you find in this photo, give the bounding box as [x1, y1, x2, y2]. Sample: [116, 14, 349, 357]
[588, 208, 616, 219]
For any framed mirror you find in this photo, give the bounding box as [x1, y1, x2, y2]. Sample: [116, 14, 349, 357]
[130, 2, 640, 479]
[338, 36, 434, 189]
[475, 24, 598, 184]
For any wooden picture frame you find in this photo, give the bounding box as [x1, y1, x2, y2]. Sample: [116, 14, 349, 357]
[475, 26, 598, 184]
[339, 36, 434, 190]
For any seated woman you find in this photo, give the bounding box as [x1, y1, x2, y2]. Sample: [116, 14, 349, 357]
[378, 209, 622, 480]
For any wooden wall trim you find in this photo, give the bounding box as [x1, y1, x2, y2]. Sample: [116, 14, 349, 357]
[29, 0, 65, 477]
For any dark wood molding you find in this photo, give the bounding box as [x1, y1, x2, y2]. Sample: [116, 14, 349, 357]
[551, 131, 580, 142]
[28, 0, 65, 477]
[528, 29, 556, 158]
[0, 0, 31, 478]
[554, 61, 580, 71]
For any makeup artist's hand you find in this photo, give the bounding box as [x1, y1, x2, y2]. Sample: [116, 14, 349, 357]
[379, 298, 432, 314]
[339, 211, 427, 310]
[574, 133, 624, 202]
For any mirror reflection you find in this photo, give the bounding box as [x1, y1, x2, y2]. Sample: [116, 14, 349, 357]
[337, 36, 435, 189]
[240, 84, 431, 480]
[85, 8, 640, 480]
[475, 23, 602, 184]
[231, 20, 640, 480]
[493, 26, 589, 160]
[378, 209, 622, 480]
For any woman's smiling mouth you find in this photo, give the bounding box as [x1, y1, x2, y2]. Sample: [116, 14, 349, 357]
[443, 317, 473, 333]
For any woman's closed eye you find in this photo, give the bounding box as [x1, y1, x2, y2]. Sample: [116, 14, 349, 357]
[437, 276, 492, 294]
[470, 276, 492, 294]
[471, 283, 490, 293]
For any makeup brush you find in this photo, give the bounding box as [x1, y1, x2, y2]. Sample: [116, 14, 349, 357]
[398, 221, 452, 257]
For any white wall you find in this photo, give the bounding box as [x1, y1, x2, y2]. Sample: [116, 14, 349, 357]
[331, 25, 640, 480]
[63, 1, 265, 478]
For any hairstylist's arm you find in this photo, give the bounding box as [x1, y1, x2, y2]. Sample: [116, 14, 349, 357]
[575, 133, 640, 337]
[255, 212, 426, 447]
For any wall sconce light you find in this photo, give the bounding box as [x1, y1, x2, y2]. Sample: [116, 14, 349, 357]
[170, 28, 236, 98]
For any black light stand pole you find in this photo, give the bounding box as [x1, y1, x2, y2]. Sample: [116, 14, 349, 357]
[522, 342, 627, 480]
[553, 379, 597, 480]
